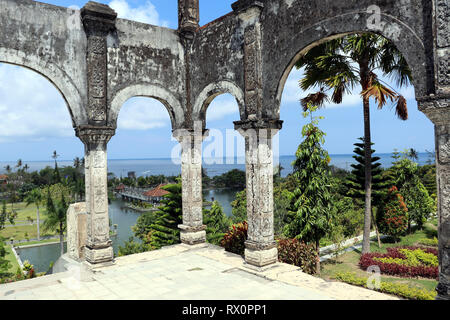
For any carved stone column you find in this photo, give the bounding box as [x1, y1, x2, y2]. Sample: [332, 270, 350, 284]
[173, 127, 208, 245]
[76, 125, 115, 264]
[419, 96, 450, 300]
[81, 2, 117, 126]
[234, 119, 282, 268]
[232, 0, 264, 120]
[178, 0, 199, 37]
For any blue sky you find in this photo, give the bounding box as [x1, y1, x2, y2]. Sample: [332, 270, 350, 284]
[0, 0, 435, 162]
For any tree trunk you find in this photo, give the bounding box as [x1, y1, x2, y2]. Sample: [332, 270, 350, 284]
[360, 59, 372, 254]
[371, 210, 381, 248]
[315, 239, 320, 274]
[60, 222, 64, 257]
[36, 206, 40, 242]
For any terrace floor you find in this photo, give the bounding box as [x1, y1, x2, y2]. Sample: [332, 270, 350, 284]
[0, 243, 397, 300]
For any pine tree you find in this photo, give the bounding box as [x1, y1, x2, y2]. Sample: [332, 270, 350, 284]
[149, 183, 183, 249]
[204, 201, 231, 245]
[284, 104, 334, 274]
[345, 138, 390, 246]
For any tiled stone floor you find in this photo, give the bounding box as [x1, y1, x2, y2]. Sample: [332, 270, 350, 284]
[0, 243, 397, 300]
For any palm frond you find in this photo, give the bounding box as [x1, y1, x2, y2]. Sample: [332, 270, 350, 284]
[361, 80, 398, 109]
[300, 89, 329, 111]
[395, 95, 408, 120]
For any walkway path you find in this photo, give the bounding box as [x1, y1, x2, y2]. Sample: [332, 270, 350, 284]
[0, 243, 397, 300]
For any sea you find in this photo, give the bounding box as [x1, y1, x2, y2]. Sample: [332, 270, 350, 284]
[0, 153, 435, 178]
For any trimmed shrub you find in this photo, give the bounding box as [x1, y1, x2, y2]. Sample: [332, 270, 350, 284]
[334, 272, 436, 300]
[359, 246, 438, 279]
[377, 186, 408, 240]
[220, 221, 248, 256]
[418, 237, 438, 247]
[277, 238, 318, 275]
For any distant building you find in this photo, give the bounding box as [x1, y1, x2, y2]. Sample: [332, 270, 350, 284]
[127, 171, 136, 179]
[114, 183, 125, 192]
[143, 184, 169, 204]
[0, 174, 8, 185]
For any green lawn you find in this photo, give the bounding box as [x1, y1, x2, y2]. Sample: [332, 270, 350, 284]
[319, 221, 439, 294]
[0, 201, 56, 241]
[4, 245, 20, 274]
[0, 223, 57, 241]
[4, 202, 47, 224]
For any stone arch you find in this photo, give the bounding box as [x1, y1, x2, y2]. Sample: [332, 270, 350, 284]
[108, 84, 184, 130]
[270, 12, 430, 119]
[193, 81, 245, 125]
[0, 47, 87, 127]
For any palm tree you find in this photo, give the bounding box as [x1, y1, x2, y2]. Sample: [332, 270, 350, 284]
[23, 164, 29, 173]
[43, 187, 68, 256]
[25, 188, 43, 241]
[408, 148, 419, 162]
[296, 34, 411, 253]
[15, 159, 22, 171]
[3, 165, 11, 174]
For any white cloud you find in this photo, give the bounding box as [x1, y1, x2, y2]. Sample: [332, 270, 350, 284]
[0, 64, 73, 142]
[109, 0, 169, 27]
[117, 97, 171, 131]
[206, 94, 240, 122]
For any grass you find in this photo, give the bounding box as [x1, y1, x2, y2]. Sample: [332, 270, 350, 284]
[319, 221, 439, 295]
[0, 224, 57, 241]
[3, 245, 20, 274]
[0, 201, 56, 241]
[4, 202, 47, 224]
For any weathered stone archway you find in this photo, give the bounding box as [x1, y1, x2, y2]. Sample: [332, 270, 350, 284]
[0, 0, 448, 299]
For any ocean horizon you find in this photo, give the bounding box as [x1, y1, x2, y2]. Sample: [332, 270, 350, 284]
[0, 152, 435, 178]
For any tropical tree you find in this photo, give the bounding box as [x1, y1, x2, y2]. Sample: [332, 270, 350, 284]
[43, 188, 68, 256]
[230, 190, 247, 224]
[296, 33, 411, 253]
[284, 104, 335, 273]
[203, 201, 231, 245]
[149, 183, 182, 249]
[25, 188, 43, 241]
[52, 151, 61, 184]
[345, 138, 390, 246]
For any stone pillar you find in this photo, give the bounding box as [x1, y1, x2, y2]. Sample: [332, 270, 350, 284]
[81, 2, 117, 126]
[76, 125, 115, 265]
[178, 0, 199, 36]
[67, 202, 88, 261]
[232, 0, 264, 120]
[419, 96, 450, 300]
[234, 119, 282, 268]
[173, 127, 208, 245]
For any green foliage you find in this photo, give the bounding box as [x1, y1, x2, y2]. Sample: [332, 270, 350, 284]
[418, 237, 438, 247]
[345, 138, 390, 205]
[149, 183, 182, 249]
[203, 201, 231, 245]
[118, 237, 152, 257]
[377, 186, 408, 240]
[333, 197, 364, 238]
[389, 155, 435, 229]
[284, 105, 334, 251]
[220, 221, 248, 256]
[131, 211, 158, 244]
[0, 237, 10, 277]
[273, 186, 294, 236]
[211, 169, 246, 188]
[230, 190, 247, 224]
[333, 272, 436, 300]
[277, 239, 318, 275]
[373, 248, 438, 267]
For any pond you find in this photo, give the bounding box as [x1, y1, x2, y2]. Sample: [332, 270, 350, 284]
[16, 242, 67, 274]
[14, 188, 240, 273]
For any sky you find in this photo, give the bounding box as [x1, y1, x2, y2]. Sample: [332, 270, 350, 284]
[0, 0, 435, 162]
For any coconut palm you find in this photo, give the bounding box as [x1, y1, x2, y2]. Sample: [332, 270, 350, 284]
[25, 188, 43, 241]
[43, 187, 68, 256]
[296, 33, 411, 253]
